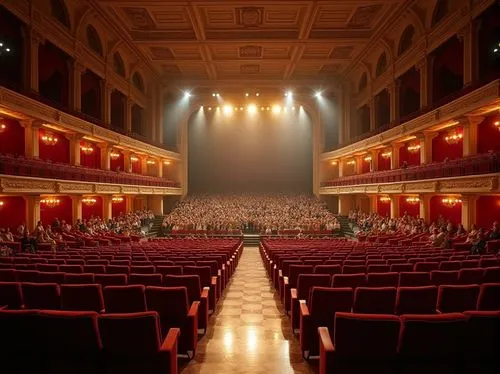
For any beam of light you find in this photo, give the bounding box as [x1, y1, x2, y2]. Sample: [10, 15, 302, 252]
[272, 105, 281, 114]
[223, 105, 233, 115]
[315, 91, 322, 98]
[184, 91, 191, 98]
[247, 104, 257, 114]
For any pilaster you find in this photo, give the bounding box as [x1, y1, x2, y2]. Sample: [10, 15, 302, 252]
[98, 144, 111, 170]
[20, 120, 41, 158]
[390, 196, 400, 219]
[370, 149, 380, 172]
[125, 99, 133, 134]
[461, 195, 478, 231]
[458, 22, 477, 86]
[391, 142, 404, 169]
[420, 131, 438, 164]
[369, 98, 376, 131]
[102, 195, 112, 221]
[25, 195, 41, 232]
[419, 194, 431, 222]
[462, 116, 482, 156]
[71, 61, 86, 112]
[388, 80, 401, 123]
[71, 195, 83, 223]
[416, 57, 430, 108]
[103, 82, 113, 125]
[66, 134, 84, 166]
[28, 30, 43, 92]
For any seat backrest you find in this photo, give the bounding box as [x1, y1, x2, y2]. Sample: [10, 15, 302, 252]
[463, 311, 500, 357]
[287, 265, 314, 288]
[98, 311, 161, 354]
[296, 274, 330, 300]
[60, 284, 104, 312]
[438, 261, 462, 271]
[437, 284, 480, 313]
[0, 269, 16, 282]
[155, 266, 183, 276]
[59, 265, 83, 273]
[477, 283, 500, 311]
[145, 286, 188, 332]
[367, 264, 390, 273]
[332, 273, 366, 289]
[0, 309, 41, 352]
[103, 285, 147, 313]
[83, 265, 106, 274]
[399, 313, 467, 356]
[39, 310, 102, 353]
[281, 260, 302, 277]
[0, 281, 23, 309]
[344, 260, 365, 266]
[64, 273, 95, 284]
[390, 263, 413, 272]
[22, 282, 60, 310]
[175, 261, 196, 267]
[38, 271, 65, 284]
[130, 265, 155, 274]
[94, 274, 128, 287]
[460, 259, 479, 269]
[353, 287, 397, 314]
[430, 270, 459, 286]
[367, 272, 399, 287]
[129, 273, 163, 287]
[396, 286, 438, 315]
[106, 265, 129, 275]
[398, 272, 431, 287]
[483, 266, 500, 283]
[479, 258, 499, 268]
[196, 261, 218, 276]
[15, 270, 40, 282]
[314, 265, 341, 276]
[334, 312, 400, 355]
[458, 268, 484, 285]
[164, 275, 201, 304]
[37, 264, 59, 272]
[414, 262, 439, 272]
[309, 287, 353, 332]
[183, 266, 211, 288]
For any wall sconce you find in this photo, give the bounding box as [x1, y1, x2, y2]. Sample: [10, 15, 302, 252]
[41, 197, 61, 207]
[82, 197, 97, 206]
[0, 120, 6, 134]
[110, 150, 121, 160]
[381, 150, 392, 159]
[130, 155, 139, 162]
[0, 200, 4, 207]
[494, 119, 500, 131]
[41, 132, 58, 146]
[406, 196, 420, 205]
[81, 143, 94, 155]
[442, 197, 462, 207]
[407, 143, 421, 153]
[379, 196, 391, 203]
[112, 196, 124, 203]
[364, 156, 372, 162]
[444, 131, 463, 144]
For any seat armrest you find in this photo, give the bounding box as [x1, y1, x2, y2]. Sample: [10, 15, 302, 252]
[201, 287, 210, 299]
[318, 327, 334, 352]
[290, 288, 297, 300]
[299, 302, 310, 318]
[318, 327, 335, 374]
[188, 301, 200, 319]
[283, 277, 289, 286]
[159, 328, 180, 374]
[160, 328, 180, 352]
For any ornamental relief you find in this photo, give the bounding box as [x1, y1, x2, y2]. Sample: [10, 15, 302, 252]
[1, 178, 56, 193]
[121, 186, 140, 194]
[405, 181, 437, 192]
[57, 183, 94, 194]
[95, 185, 121, 194]
[439, 177, 497, 192]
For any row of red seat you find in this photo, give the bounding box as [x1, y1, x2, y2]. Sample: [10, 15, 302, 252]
[0, 309, 179, 374]
[318, 311, 499, 374]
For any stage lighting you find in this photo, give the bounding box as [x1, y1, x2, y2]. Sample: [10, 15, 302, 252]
[315, 91, 322, 98]
[208, 107, 212, 111]
[285, 91, 292, 98]
[256, 93, 260, 97]
[184, 91, 191, 98]
[292, 106, 296, 110]
[272, 105, 281, 114]
[223, 105, 233, 115]
[216, 93, 220, 97]
[266, 106, 270, 111]
[260, 106, 265, 111]
[248, 104, 257, 114]
[212, 93, 216, 97]
[245, 93, 249, 97]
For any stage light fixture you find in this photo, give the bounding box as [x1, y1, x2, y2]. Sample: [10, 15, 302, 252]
[266, 106, 270, 111]
[260, 106, 265, 111]
[183, 91, 191, 98]
[216, 93, 220, 97]
[272, 105, 281, 114]
[285, 91, 292, 98]
[212, 93, 216, 97]
[208, 107, 212, 111]
[315, 91, 322, 98]
[245, 93, 249, 97]
[223, 105, 233, 115]
[248, 104, 257, 114]
[256, 93, 260, 97]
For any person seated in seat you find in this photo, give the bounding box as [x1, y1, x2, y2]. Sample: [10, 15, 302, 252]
[20, 230, 36, 253]
[471, 228, 486, 254]
[488, 221, 500, 241]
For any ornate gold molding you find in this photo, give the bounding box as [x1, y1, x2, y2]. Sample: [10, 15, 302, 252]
[57, 183, 94, 194]
[0, 178, 56, 193]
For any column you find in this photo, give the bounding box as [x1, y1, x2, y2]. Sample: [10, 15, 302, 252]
[71, 61, 85, 112]
[458, 22, 477, 86]
[122, 150, 132, 173]
[462, 116, 482, 157]
[103, 82, 113, 125]
[370, 149, 380, 172]
[28, 29, 43, 92]
[369, 195, 378, 214]
[338, 195, 353, 216]
[98, 144, 111, 170]
[20, 120, 41, 158]
[141, 157, 148, 176]
[390, 196, 400, 219]
[391, 142, 404, 169]
[369, 98, 376, 131]
[420, 131, 438, 164]
[25, 196, 41, 232]
[157, 86, 165, 145]
[157, 159, 163, 178]
[342, 83, 351, 143]
[461, 195, 478, 231]
[355, 155, 363, 175]
[149, 195, 164, 215]
[388, 80, 401, 123]
[419, 195, 431, 222]
[66, 134, 83, 166]
[102, 195, 112, 221]
[125, 99, 133, 134]
[416, 57, 430, 108]
[338, 160, 344, 178]
[71, 195, 83, 224]
[125, 195, 134, 212]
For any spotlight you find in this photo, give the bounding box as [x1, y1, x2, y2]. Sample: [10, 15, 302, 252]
[200, 105, 203, 110]
[292, 106, 296, 110]
[245, 93, 249, 97]
[315, 91, 322, 98]
[184, 91, 191, 98]
[208, 107, 212, 111]
[272, 105, 281, 114]
[248, 104, 257, 114]
[285, 91, 292, 98]
[260, 106, 265, 111]
[212, 93, 216, 97]
[216, 93, 220, 97]
[266, 106, 270, 111]
[240, 106, 244, 111]
[223, 105, 233, 115]
[256, 93, 260, 97]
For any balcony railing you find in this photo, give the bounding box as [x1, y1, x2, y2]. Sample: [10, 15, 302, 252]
[321, 152, 500, 187]
[0, 154, 180, 188]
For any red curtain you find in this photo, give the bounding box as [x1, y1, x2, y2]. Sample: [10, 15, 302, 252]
[377, 198, 391, 217]
[39, 130, 70, 163]
[0, 196, 26, 232]
[40, 196, 72, 226]
[112, 199, 126, 217]
[399, 197, 420, 217]
[429, 196, 461, 225]
[0, 119, 25, 156]
[432, 127, 463, 162]
[475, 196, 500, 230]
[477, 116, 500, 154]
[80, 142, 101, 169]
[82, 197, 103, 220]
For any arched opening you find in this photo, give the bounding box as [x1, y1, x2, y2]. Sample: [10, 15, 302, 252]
[398, 67, 420, 119]
[375, 52, 387, 77]
[374, 89, 390, 128]
[38, 41, 71, 108]
[81, 69, 102, 120]
[431, 0, 449, 28]
[86, 25, 103, 56]
[50, 0, 70, 29]
[113, 52, 125, 77]
[398, 25, 415, 56]
[431, 36, 464, 104]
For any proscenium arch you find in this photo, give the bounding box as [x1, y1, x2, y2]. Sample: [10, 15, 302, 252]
[176, 99, 323, 197]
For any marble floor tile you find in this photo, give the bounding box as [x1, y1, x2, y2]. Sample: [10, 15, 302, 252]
[180, 247, 318, 374]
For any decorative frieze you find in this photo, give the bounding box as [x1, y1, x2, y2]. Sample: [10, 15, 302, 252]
[0, 178, 56, 193]
[57, 183, 94, 194]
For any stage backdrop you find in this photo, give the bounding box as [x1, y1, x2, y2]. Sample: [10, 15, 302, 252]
[188, 108, 313, 193]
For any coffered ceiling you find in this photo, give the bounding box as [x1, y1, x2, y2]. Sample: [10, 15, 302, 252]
[94, 0, 407, 89]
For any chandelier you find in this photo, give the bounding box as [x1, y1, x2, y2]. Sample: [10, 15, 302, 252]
[82, 197, 97, 206]
[442, 197, 462, 207]
[41, 132, 58, 146]
[146, 159, 156, 165]
[112, 196, 124, 203]
[379, 196, 391, 203]
[81, 143, 94, 155]
[110, 150, 121, 160]
[364, 155, 372, 162]
[41, 197, 61, 207]
[164, 160, 172, 166]
[444, 131, 463, 144]
[494, 120, 499, 131]
[346, 160, 356, 166]
[407, 143, 421, 153]
[406, 197, 420, 205]
[0, 121, 6, 134]
[130, 155, 139, 163]
[381, 150, 392, 159]
[0, 201, 4, 207]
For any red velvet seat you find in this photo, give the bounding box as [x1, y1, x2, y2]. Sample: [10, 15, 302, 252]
[283, 265, 314, 312]
[103, 285, 147, 313]
[430, 270, 459, 286]
[353, 287, 397, 314]
[66, 259, 85, 265]
[94, 273, 127, 286]
[290, 274, 330, 331]
[389, 263, 413, 272]
[332, 273, 366, 289]
[299, 287, 353, 357]
[483, 266, 500, 283]
[396, 286, 438, 315]
[479, 258, 499, 268]
[98, 312, 180, 374]
[437, 284, 480, 313]
[155, 265, 183, 277]
[87, 259, 109, 266]
[110, 260, 130, 266]
[477, 283, 500, 311]
[83, 265, 106, 274]
[64, 273, 95, 284]
[39, 310, 102, 374]
[319, 312, 400, 374]
[398, 272, 431, 287]
[367, 264, 390, 273]
[398, 313, 467, 374]
[314, 264, 342, 276]
[130, 265, 156, 274]
[414, 262, 439, 272]
[60, 284, 104, 312]
[37, 263, 59, 272]
[15, 269, 40, 282]
[59, 265, 83, 273]
[0, 281, 23, 309]
[460, 259, 479, 268]
[129, 273, 163, 286]
[106, 265, 130, 275]
[183, 266, 217, 310]
[145, 286, 199, 357]
[342, 265, 366, 274]
[22, 282, 61, 309]
[0, 269, 16, 281]
[38, 271, 66, 284]
[439, 261, 462, 271]
[458, 268, 484, 285]
[367, 272, 399, 287]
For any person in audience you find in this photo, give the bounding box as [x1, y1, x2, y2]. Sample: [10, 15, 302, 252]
[51, 217, 60, 230]
[466, 224, 480, 243]
[471, 228, 486, 254]
[488, 221, 500, 240]
[455, 223, 467, 237]
[16, 223, 25, 236]
[20, 230, 35, 253]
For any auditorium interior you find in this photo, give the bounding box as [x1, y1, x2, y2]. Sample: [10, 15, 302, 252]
[0, 0, 499, 373]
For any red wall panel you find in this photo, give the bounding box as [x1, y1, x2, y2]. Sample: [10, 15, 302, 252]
[80, 142, 101, 169]
[377, 198, 391, 217]
[399, 197, 420, 218]
[377, 153, 391, 171]
[429, 196, 461, 225]
[0, 119, 25, 156]
[39, 130, 70, 164]
[82, 197, 103, 220]
[361, 159, 371, 174]
[40, 196, 72, 226]
[110, 152, 125, 172]
[475, 195, 500, 230]
[112, 199, 126, 217]
[131, 159, 142, 174]
[399, 143, 421, 166]
[432, 128, 463, 162]
[477, 116, 500, 154]
[0, 196, 26, 232]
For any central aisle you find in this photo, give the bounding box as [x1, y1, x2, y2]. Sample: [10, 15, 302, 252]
[181, 247, 316, 374]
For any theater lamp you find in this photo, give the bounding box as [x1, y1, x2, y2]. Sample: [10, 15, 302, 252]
[381, 150, 392, 159]
[442, 197, 462, 207]
[82, 197, 97, 206]
[364, 156, 372, 162]
[130, 155, 139, 162]
[407, 143, 420, 153]
[406, 197, 420, 205]
[41, 132, 58, 146]
[110, 150, 121, 160]
[346, 160, 356, 166]
[41, 197, 60, 208]
[0, 201, 4, 207]
[494, 119, 499, 131]
[379, 196, 391, 203]
[146, 159, 156, 165]
[164, 160, 171, 166]
[112, 196, 124, 203]
[0, 121, 6, 134]
[444, 131, 463, 144]
[81, 143, 94, 155]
